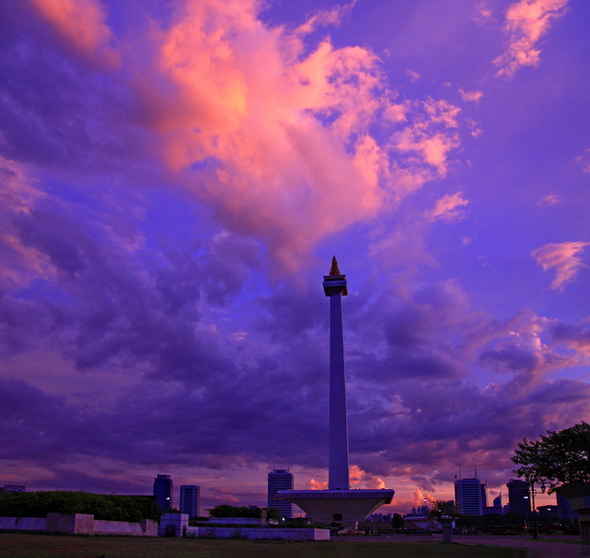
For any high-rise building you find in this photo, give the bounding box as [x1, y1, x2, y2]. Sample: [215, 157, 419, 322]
[490, 493, 503, 514]
[267, 469, 293, 519]
[153, 474, 173, 512]
[507, 479, 531, 517]
[485, 493, 503, 515]
[455, 478, 487, 515]
[179, 485, 200, 518]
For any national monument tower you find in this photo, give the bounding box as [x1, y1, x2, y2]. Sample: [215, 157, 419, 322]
[278, 257, 394, 524]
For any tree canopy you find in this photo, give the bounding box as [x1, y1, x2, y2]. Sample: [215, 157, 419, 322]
[512, 422, 590, 493]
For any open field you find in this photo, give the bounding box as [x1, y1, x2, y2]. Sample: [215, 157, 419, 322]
[0, 533, 526, 558]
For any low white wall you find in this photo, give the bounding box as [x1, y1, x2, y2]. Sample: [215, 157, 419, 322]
[158, 512, 189, 537]
[0, 514, 157, 536]
[0, 517, 47, 531]
[94, 519, 157, 536]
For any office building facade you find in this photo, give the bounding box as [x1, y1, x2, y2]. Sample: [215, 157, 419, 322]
[179, 485, 200, 518]
[153, 474, 173, 512]
[507, 479, 531, 517]
[267, 469, 294, 519]
[455, 478, 487, 515]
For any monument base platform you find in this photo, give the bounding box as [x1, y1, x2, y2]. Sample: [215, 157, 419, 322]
[276, 489, 394, 525]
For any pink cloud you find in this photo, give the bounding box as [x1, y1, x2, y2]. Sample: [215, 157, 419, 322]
[458, 89, 483, 103]
[538, 193, 560, 205]
[426, 191, 469, 222]
[28, 0, 119, 67]
[574, 148, 590, 174]
[0, 158, 54, 287]
[294, 0, 357, 36]
[405, 68, 421, 82]
[531, 241, 589, 290]
[493, 0, 569, 78]
[392, 100, 460, 178]
[131, 0, 463, 270]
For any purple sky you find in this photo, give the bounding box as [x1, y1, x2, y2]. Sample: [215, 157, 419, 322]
[1, 0, 589, 514]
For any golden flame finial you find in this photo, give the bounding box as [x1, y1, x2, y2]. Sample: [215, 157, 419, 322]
[329, 256, 342, 276]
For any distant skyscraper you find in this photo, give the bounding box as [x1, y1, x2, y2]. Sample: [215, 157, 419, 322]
[485, 493, 503, 515]
[507, 479, 531, 517]
[267, 469, 293, 519]
[179, 485, 200, 517]
[153, 474, 173, 512]
[1, 484, 25, 492]
[455, 478, 487, 515]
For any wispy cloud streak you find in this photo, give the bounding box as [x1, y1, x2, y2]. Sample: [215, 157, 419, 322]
[494, 0, 568, 77]
[532, 241, 589, 290]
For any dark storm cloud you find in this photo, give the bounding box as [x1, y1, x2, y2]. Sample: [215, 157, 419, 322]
[0, 294, 51, 357]
[343, 281, 474, 384]
[0, 3, 152, 178]
[479, 343, 539, 373]
[0, 376, 83, 461]
[2, 190, 588, 492]
[549, 320, 590, 346]
[0, 196, 330, 470]
[0, 189, 251, 385]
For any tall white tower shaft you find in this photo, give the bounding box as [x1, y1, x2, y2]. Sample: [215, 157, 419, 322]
[323, 256, 349, 490]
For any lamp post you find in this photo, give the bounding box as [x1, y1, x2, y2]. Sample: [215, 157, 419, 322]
[530, 483, 538, 539]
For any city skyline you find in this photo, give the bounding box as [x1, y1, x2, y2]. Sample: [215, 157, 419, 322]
[0, 0, 589, 515]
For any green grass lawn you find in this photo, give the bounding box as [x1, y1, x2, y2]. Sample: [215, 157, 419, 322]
[0, 533, 526, 558]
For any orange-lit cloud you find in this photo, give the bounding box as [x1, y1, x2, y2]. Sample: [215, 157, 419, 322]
[350, 464, 386, 489]
[412, 488, 435, 508]
[532, 241, 589, 290]
[494, 0, 569, 78]
[28, 0, 119, 67]
[309, 478, 328, 490]
[426, 192, 469, 222]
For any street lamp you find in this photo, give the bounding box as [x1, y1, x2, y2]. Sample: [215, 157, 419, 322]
[530, 483, 538, 539]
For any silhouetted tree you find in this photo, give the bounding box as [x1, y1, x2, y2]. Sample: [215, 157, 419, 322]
[207, 504, 280, 521]
[512, 422, 590, 492]
[391, 513, 404, 529]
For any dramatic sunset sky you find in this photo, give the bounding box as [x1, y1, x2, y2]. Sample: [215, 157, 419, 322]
[1, 0, 589, 515]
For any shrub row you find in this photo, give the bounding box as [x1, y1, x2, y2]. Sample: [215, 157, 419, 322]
[0, 491, 161, 521]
